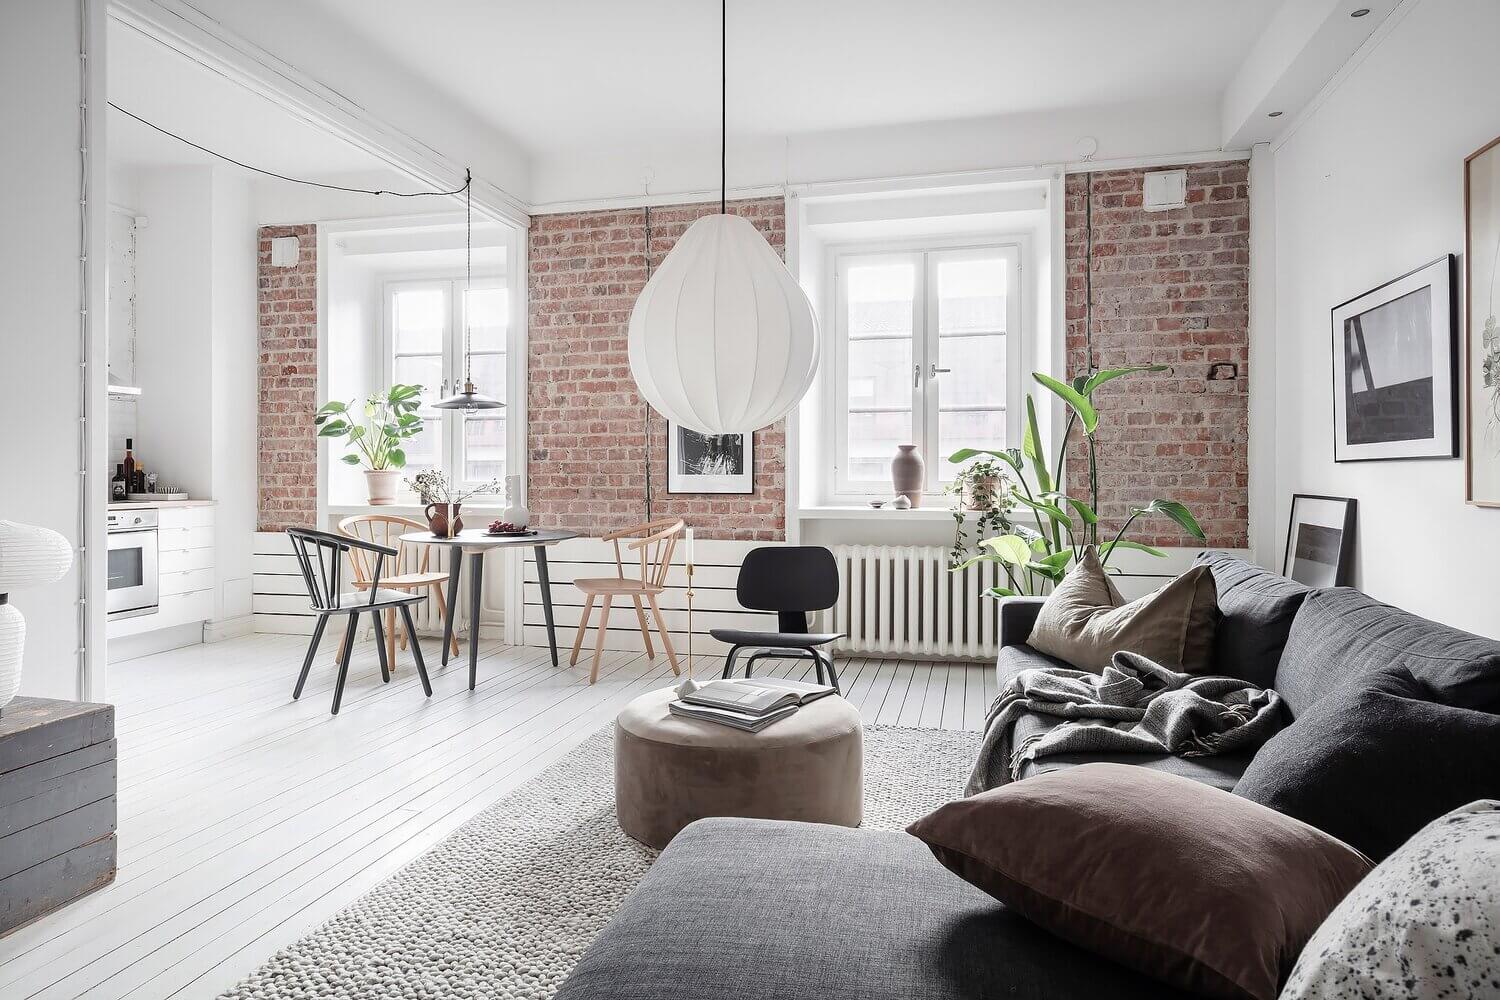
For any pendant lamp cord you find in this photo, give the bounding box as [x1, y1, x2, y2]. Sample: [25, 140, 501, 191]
[720, 0, 727, 215]
[643, 203, 655, 521]
[464, 167, 473, 385]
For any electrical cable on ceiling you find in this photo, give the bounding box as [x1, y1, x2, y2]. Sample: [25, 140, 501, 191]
[107, 102, 470, 198]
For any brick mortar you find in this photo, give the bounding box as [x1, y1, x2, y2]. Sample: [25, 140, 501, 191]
[257, 224, 319, 532]
[1064, 163, 1249, 548]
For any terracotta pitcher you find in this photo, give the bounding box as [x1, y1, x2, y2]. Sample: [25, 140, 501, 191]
[425, 502, 463, 538]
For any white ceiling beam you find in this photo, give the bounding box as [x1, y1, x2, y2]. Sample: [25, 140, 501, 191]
[1222, 0, 1399, 149]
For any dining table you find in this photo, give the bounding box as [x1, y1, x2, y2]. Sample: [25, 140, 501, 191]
[399, 528, 579, 689]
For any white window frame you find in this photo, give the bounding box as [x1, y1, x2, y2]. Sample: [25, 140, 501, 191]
[828, 236, 1028, 502]
[381, 272, 508, 495]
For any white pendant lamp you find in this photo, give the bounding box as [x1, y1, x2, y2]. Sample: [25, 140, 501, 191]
[627, 0, 818, 435]
[435, 170, 504, 414]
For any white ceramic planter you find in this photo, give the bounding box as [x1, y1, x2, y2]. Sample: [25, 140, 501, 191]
[364, 469, 400, 506]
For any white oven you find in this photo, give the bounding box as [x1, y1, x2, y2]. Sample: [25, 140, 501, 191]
[107, 509, 159, 620]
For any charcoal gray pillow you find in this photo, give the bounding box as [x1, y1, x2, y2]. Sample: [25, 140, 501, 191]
[1192, 552, 1309, 688]
[1235, 666, 1500, 861]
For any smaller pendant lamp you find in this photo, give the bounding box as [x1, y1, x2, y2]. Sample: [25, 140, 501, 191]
[627, 0, 818, 435]
[434, 170, 504, 413]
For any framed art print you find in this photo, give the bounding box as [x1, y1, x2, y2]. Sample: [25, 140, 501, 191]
[1466, 136, 1500, 505]
[666, 422, 753, 494]
[1330, 255, 1457, 462]
[1283, 494, 1357, 589]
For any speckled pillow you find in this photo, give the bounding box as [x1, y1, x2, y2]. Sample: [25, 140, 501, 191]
[1282, 800, 1500, 999]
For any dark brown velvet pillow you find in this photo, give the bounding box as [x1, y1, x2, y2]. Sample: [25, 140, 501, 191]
[907, 764, 1372, 1000]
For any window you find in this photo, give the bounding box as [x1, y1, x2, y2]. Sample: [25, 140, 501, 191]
[833, 243, 1021, 497]
[384, 276, 508, 490]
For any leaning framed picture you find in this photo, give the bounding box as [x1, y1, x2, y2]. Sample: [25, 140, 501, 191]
[1466, 136, 1500, 505]
[1283, 494, 1357, 588]
[666, 422, 753, 494]
[1330, 255, 1457, 462]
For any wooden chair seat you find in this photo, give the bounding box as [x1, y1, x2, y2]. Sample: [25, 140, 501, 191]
[572, 577, 666, 596]
[570, 518, 685, 684]
[352, 571, 450, 590]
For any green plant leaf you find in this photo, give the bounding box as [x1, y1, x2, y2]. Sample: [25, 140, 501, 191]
[1081, 365, 1169, 397]
[949, 447, 1023, 477]
[1033, 372, 1098, 434]
[1035, 550, 1075, 572]
[388, 447, 406, 468]
[980, 534, 1032, 566]
[983, 586, 1018, 599]
[1136, 499, 1206, 541]
[348, 424, 366, 441]
[1013, 493, 1072, 531]
[340, 453, 362, 465]
[388, 384, 422, 402]
[315, 400, 348, 415]
[1022, 396, 1054, 493]
[316, 419, 349, 437]
[1100, 539, 1167, 559]
[949, 552, 1000, 572]
[1025, 560, 1067, 582]
[1063, 497, 1098, 525]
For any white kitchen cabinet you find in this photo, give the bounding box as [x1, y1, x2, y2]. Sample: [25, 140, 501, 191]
[107, 503, 217, 640]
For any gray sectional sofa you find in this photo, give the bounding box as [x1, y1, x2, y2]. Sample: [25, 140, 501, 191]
[555, 553, 1500, 1000]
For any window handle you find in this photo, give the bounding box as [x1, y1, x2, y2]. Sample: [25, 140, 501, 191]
[930, 364, 952, 379]
[913, 364, 921, 389]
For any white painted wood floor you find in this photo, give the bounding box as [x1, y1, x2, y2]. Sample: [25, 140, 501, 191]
[0, 632, 991, 1000]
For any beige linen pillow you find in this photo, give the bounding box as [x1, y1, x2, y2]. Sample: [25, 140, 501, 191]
[1027, 547, 1218, 673]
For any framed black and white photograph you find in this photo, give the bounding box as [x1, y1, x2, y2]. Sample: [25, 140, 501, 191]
[666, 422, 753, 494]
[1331, 255, 1457, 462]
[1283, 494, 1357, 588]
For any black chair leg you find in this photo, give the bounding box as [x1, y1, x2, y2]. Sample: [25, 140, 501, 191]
[371, 612, 391, 684]
[332, 612, 359, 715]
[293, 614, 329, 700]
[819, 650, 841, 694]
[399, 604, 433, 697]
[722, 646, 743, 680]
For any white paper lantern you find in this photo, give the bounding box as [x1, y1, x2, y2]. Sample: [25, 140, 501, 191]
[628, 213, 819, 435]
[0, 521, 75, 710]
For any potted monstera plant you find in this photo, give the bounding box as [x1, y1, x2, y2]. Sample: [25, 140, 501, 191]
[314, 384, 424, 505]
[948, 365, 1206, 596]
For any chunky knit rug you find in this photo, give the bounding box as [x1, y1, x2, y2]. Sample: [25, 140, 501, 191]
[221, 722, 980, 999]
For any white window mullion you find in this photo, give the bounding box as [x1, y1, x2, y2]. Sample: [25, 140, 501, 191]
[919, 251, 942, 492]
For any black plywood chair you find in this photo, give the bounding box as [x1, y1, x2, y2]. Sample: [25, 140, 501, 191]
[712, 546, 846, 693]
[285, 527, 433, 715]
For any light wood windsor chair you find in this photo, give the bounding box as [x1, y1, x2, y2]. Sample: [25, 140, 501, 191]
[569, 518, 685, 684]
[337, 514, 460, 668]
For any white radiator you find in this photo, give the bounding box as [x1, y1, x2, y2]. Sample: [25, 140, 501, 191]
[828, 545, 1003, 660]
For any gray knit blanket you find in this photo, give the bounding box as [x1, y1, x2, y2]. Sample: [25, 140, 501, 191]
[966, 651, 1285, 795]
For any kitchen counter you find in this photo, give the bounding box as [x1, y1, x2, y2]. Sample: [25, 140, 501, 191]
[108, 499, 217, 509]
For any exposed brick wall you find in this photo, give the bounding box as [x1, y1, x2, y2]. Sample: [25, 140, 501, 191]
[528, 199, 786, 540]
[1064, 162, 1249, 548]
[257, 224, 318, 532]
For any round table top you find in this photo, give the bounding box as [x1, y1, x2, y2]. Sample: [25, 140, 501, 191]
[399, 527, 579, 547]
[617, 686, 862, 750]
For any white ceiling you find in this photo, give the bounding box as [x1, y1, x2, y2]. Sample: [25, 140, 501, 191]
[107, 18, 390, 179]
[301, 0, 1284, 157]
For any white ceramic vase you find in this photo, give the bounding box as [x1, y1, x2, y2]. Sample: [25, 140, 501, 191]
[364, 469, 400, 506]
[502, 475, 530, 528]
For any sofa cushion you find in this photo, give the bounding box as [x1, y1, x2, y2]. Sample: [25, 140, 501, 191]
[1028, 549, 1220, 674]
[1276, 587, 1500, 718]
[996, 645, 1254, 791]
[908, 764, 1372, 1000]
[1235, 665, 1500, 861]
[1192, 551, 1310, 688]
[556, 817, 1194, 1000]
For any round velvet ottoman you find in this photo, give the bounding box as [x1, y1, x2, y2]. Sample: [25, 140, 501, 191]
[614, 687, 864, 850]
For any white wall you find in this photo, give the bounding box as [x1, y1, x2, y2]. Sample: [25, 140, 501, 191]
[1270, 0, 1500, 634]
[3, 0, 107, 701]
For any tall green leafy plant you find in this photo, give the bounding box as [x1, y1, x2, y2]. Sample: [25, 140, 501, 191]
[314, 384, 424, 471]
[948, 366, 1206, 597]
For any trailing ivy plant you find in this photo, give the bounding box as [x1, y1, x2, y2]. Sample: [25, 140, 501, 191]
[948, 366, 1206, 597]
[314, 384, 425, 471]
[946, 458, 1016, 570]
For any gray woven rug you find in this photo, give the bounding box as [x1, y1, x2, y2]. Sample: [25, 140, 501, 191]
[222, 723, 982, 1000]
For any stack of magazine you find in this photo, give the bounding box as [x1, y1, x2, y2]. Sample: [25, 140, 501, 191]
[669, 677, 837, 732]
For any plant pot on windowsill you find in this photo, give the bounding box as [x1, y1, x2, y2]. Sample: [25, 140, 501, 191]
[364, 469, 401, 506]
[965, 476, 1003, 511]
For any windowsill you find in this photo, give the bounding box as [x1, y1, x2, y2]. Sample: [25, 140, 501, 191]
[327, 501, 507, 518]
[796, 504, 970, 521]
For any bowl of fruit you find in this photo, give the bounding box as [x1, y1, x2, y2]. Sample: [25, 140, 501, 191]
[486, 520, 533, 537]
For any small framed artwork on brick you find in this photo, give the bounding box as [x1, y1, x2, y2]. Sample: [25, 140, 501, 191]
[667, 422, 753, 494]
[1330, 254, 1458, 462]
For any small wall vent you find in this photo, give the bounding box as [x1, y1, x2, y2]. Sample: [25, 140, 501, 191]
[1143, 169, 1187, 212]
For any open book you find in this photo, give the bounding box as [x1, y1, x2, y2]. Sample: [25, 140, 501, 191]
[668, 700, 798, 733]
[680, 678, 835, 716]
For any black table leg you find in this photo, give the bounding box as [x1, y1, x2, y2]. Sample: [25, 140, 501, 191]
[441, 552, 462, 666]
[534, 545, 559, 667]
[468, 551, 484, 690]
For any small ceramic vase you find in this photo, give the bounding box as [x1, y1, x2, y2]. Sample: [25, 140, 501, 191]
[502, 475, 531, 528]
[891, 445, 924, 508]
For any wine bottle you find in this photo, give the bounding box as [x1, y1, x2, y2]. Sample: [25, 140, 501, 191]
[122, 438, 136, 492]
[111, 464, 126, 501]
